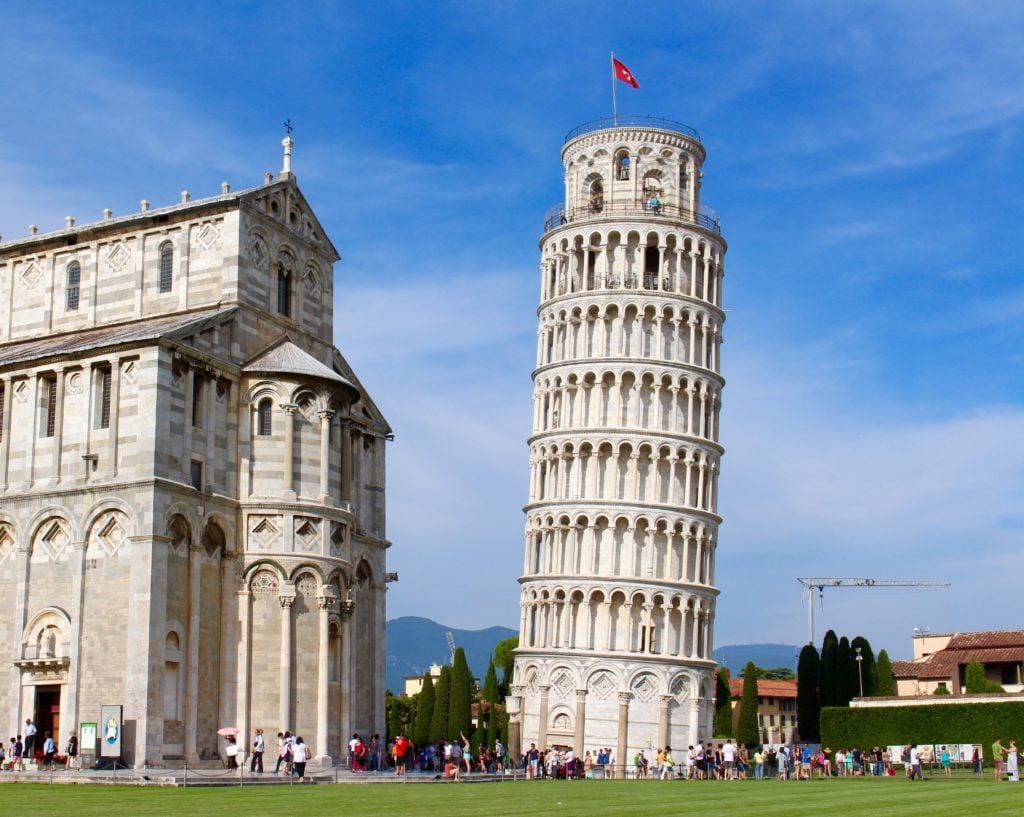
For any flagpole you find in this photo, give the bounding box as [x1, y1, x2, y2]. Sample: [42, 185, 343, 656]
[611, 51, 618, 126]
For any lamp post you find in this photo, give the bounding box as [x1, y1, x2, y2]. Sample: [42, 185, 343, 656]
[855, 647, 864, 697]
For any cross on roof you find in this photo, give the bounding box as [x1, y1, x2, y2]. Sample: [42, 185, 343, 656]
[283, 118, 294, 135]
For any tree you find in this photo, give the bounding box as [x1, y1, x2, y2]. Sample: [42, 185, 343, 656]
[387, 691, 415, 743]
[448, 647, 474, 739]
[736, 661, 760, 747]
[850, 636, 876, 698]
[414, 671, 435, 745]
[819, 630, 840, 707]
[756, 666, 796, 681]
[485, 701, 498, 749]
[964, 660, 1004, 694]
[482, 657, 500, 705]
[934, 682, 951, 695]
[493, 636, 518, 700]
[797, 643, 821, 741]
[874, 649, 895, 697]
[430, 665, 452, 741]
[713, 668, 733, 737]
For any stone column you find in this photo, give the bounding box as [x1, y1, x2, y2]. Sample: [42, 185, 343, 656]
[52, 366, 65, 482]
[107, 358, 121, 478]
[316, 593, 334, 761]
[236, 587, 252, 761]
[688, 698, 701, 747]
[574, 689, 587, 755]
[318, 410, 334, 503]
[0, 376, 12, 489]
[280, 404, 297, 499]
[616, 691, 631, 775]
[204, 373, 217, 490]
[278, 589, 296, 730]
[340, 422, 352, 504]
[339, 597, 354, 751]
[63, 540, 87, 741]
[507, 684, 525, 761]
[184, 544, 202, 762]
[658, 694, 673, 750]
[537, 685, 551, 749]
[218, 555, 239, 743]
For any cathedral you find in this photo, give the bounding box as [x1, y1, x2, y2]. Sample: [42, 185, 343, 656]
[0, 137, 390, 766]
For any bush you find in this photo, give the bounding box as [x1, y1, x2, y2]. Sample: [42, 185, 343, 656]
[821, 701, 1024, 749]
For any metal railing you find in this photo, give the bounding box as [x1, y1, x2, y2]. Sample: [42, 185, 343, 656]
[543, 200, 721, 234]
[564, 116, 701, 144]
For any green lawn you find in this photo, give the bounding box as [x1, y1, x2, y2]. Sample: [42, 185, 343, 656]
[2, 777, 1022, 817]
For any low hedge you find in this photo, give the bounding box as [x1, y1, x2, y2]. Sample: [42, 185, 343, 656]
[821, 701, 1024, 749]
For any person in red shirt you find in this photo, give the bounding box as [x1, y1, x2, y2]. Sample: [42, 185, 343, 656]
[393, 734, 411, 776]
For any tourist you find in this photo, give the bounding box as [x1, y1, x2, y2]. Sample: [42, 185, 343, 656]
[1008, 741, 1019, 782]
[527, 743, 539, 778]
[64, 733, 78, 771]
[225, 735, 239, 770]
[873, 745, 884, 777]
[0, 741, 5, 771]
[23, 720, 36, 762]
[39, 731, 55, 771]
[274, 732, 287, 774]
[292, 736, 308, 782]
[369, 734, 381, 772]
[460, 732, 472, 774]
[349, 733, 361, 772]
[11, 736, 23, 771]
[250, 728, 264, 775]
[908, 744, 922, 781]
[662, 746, 675, 780]
[392, 732, 410, 776]
[494, 739, 505, 773]
[993, 736, 1007, 780]
[972, 745, 982, 775]
[753, 746, 764, 780]
[940, 746, 952, 776]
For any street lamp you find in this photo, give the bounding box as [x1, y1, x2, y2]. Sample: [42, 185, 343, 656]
[855, 647, 864, 697]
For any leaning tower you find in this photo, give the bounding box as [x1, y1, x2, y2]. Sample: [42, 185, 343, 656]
[508, 116, 726, 767]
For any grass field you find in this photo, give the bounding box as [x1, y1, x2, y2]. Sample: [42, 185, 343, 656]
[1, 777, 1022, 817]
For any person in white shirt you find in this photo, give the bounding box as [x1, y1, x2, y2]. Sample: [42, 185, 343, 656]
[292, 736, 309, 782]
[722, 739, 738, 780]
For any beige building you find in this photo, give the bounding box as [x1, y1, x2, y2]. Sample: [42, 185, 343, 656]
[0, 137, 390, 767]
[893, 630, 1024, 696]
[727, 677, 797, 744]
[509, 116, 726, 762]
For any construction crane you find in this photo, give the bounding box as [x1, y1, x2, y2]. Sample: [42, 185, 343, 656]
[446, 631, 457, 664]
[797, 577, 950, 646]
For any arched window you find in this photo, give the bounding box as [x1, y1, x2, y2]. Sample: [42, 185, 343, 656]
[66, 262, 81, 311]
[276, 262, 291, 317]
[589, 180, 604, 214]
[159, 243, 174, 293]
[615, 150, 630, 180]
[257, 399, 272, 436]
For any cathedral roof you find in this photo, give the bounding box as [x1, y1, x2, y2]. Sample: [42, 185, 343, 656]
[0, 306, 235, 368]
[244, 339, 359, 397]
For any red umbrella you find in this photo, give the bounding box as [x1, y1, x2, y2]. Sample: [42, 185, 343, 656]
[217, 727, 239, 736]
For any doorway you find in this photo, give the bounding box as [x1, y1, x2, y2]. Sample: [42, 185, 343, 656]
[34, 685, 61, 755]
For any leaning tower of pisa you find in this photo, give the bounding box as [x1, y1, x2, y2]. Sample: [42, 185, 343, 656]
[507, 117, 726, 767]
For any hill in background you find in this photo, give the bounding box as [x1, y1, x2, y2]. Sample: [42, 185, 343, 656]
[386, 617, 799, 691]
[713, 643, 799, 674]
[386, 616, 516, 692]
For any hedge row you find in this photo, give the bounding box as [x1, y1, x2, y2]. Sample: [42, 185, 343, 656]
[821, 701, 1024, 749]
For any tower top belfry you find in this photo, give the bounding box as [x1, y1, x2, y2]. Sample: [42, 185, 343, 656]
[508, 115, 727, 762]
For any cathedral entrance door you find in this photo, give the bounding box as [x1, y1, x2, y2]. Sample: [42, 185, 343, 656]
[34, 685, 62, 751]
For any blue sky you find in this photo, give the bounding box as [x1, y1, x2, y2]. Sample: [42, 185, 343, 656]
[2, 1, 1022, 660]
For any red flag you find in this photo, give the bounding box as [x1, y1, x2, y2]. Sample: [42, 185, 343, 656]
[613, 57, 639, 89]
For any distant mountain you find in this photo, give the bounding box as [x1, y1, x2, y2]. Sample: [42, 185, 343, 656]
[386, 617, 517, 693]
[713, 643, 799, 673]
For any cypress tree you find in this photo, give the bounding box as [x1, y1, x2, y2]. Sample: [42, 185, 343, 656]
[965, 660, 1003, 693]
[448, 647, 474, 739]
[414, 671, 435, 745]
[874, 649, 895, 696]
[819, 629, 840, 707]
[713, 668, 733, 737]
[850, 636, 876, 697]
[736, 662, 760, 747]
[482, 657, 500, 705]
[430, 665, 452, 741]
[797, 643, 821, 741]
